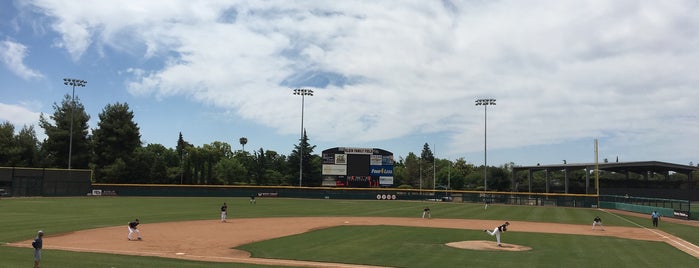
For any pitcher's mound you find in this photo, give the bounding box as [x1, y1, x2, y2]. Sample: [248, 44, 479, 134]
[446, 240, 532, 251]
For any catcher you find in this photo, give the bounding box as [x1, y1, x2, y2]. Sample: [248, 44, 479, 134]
[484, 221, 510, 246]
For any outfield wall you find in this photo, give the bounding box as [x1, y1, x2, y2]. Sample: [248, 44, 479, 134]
[91, 184, 601, 207]
[91, 183, 431, 201]
[91, 184, 696, 219]
[0, 167, 92, 197]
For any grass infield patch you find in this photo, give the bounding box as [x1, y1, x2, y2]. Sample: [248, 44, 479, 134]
[238, 225, 698, 267]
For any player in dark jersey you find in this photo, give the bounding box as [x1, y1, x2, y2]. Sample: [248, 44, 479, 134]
[484, 221, 509, 246]
[221, 202, 228, 222]
[32, 230, 43, 268]
[592, 216, 604, 230]
[127, 218, 142, 240]
[422, 207, 431, 219]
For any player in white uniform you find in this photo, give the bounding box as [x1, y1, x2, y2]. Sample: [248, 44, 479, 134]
[221, 202, 228, 222]
[422, 207, 431, 219]
[127, 219, 142, 240]
[484, 222, 509, 246]
[592, 216, 604, 230]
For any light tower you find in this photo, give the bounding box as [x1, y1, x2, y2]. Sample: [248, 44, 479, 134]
[63, 78, 87, 169]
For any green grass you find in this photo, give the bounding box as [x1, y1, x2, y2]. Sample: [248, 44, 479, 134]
[1, 197, 697, 267]
[238, 225, 695, 267]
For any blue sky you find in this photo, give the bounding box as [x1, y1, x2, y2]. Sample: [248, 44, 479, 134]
[1, 1, 697, 167]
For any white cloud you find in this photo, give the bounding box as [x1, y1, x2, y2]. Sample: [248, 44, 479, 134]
[25, 0, 699, 162]
[0, 102, 42, 128]
[0, 39, 43, 80]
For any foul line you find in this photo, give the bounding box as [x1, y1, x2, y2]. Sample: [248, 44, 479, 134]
[600, 209, 699, 257]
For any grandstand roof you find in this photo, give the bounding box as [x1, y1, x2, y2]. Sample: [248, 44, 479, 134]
[512, 161, 699, 175]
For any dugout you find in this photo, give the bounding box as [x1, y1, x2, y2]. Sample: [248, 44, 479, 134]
[0, 167, 92, 197]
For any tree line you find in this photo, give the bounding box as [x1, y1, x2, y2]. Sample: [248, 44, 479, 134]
[1, 94, 523, 190]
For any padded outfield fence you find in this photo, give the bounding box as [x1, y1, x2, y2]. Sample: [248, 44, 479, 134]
[599, 194, 691, 220]
[0, 167, 92, 197]
[89, 184, 694, 220]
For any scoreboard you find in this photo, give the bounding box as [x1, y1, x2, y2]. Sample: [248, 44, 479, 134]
[321, 147, 394, 187]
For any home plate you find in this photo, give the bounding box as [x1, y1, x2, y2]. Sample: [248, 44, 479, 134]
[176, 252, 186, 255]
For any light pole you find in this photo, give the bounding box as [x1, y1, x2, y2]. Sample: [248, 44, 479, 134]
[63, 78, 87, 169]
[293, 88, 313, 187]
[475, 98, 496, 192]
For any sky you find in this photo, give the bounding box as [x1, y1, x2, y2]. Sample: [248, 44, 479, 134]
[1, 0, 698, 167]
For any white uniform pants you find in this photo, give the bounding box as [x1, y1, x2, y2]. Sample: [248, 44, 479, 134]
[592, 221, 604, 230]
[486, 228, 502, 245]
[128, 227, 141, 239]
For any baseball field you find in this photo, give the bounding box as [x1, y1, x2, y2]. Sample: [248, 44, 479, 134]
[1, 196, 698, 267]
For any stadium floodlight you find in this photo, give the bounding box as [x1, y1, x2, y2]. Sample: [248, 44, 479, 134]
[293, 88, 313, 187]
[63, 78, 87, 169]
[475, 98, 496, 192]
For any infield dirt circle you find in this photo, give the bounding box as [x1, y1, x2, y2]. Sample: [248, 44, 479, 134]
[8, 216, 699, 267]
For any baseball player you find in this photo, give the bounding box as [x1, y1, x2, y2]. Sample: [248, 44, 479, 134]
[127, 218, 142, 240]
[592, 216, 604, 230]
[221, 202, 228, 222]
[32, 230, 43, 268]
[422, 207, 431, 219]
[651, 211, 661, 227]
[250, 194, 256, 204]
[484, 221, 509, 246]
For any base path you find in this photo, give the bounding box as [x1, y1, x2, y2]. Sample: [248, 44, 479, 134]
[7, 217, 699, 267]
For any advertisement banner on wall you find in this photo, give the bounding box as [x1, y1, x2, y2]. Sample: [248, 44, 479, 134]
[379, 176, 394, 185]
[335, 154, 347, 165]
[382, 155, 394, 165]
[370, 155, 383, 165]
[323, 153, 335, 164]
[370, 165, 394, 176]
[322, 164, 347, 175]
[321, 176, 337, 186]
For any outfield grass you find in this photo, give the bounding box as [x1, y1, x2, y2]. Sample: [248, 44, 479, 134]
[1, 197, 697, 267]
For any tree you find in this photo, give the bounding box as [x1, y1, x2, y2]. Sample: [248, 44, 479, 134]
[420, 143, 435, 163]
[214, 157, 246, 184]
[92, 102, 141, 182]
[420, 143, 435, 188]
[288, 130, 318, 186]
[0, 123, 39, 167]
[449, 157, 474, 190]
[392, 157, 406, 186]
[0, 121, 15, 165]
[130, 144, 179, 184]
[176, 132, 193, 184]
[14, 125, 40, 167]
[403, 152, 420, 187]
[38, 94, 91, 168]
[233, 149, 253, 183]
[239, 137, 248, 151]
[264, 150, 288, 185]
[202, 142, 233, 184]
[251, 148, 267, 185]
